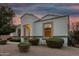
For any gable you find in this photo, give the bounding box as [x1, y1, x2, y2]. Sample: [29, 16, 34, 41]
[35, 14, 67, 22]
[41, 14, 59, 20]
[21, 13, 39, 20]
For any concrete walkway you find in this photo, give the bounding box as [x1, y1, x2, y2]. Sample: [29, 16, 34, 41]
[0, 44, 79, 56]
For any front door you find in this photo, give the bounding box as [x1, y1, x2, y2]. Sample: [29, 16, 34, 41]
[44, 27, 51, 37]
[43, 22, 53, 37]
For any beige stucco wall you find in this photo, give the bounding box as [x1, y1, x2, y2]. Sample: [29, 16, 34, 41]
[21, 14, 39, 36]
[34, 16, 68, 36]
[34, 16, 68, 46]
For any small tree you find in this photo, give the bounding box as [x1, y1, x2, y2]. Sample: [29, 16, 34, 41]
[0, 6, 16, 36]
[71, 22, 79, 45]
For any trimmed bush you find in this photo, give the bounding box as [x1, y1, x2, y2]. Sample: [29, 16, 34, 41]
[0, 40, 7, 45]
[7, 37, 13, 40]
[9, 38, 21, 42]
[29, 39, 39, 45]
[24, 37, 30, 42]
[46, 37, 64, 48]
[18, 42, 30, 52]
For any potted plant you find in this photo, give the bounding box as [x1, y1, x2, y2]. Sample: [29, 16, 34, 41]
[18, 41, 30, 53]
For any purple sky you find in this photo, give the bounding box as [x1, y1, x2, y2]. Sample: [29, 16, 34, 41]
[4, 3, 79, 25]
[7, 3, 79, 16]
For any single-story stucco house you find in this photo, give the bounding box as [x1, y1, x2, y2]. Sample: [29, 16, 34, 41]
[13, 13, 69, 47]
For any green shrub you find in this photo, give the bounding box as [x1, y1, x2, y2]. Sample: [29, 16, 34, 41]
[24, 37, 30, 42]
[7, 37, 12, 40]
[46, 37, 64, 48]
[9, 38, 21, 42]
[0, 40, 7, 45]
[29, 39, 39, 45]
[18, 42, 30, 52]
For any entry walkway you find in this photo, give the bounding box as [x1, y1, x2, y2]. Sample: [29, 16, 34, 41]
[0, 44, 79, 56]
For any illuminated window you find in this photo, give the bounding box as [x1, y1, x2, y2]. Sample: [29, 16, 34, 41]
[43, 22, 53, 37]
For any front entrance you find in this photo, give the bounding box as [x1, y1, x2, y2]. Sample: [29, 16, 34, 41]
[43, 22, 53, 37]
[23, 24, 31, 36]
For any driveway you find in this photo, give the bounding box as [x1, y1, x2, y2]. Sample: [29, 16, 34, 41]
[0, 44, 79, 56]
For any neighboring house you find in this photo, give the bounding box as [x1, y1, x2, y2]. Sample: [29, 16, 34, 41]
[11, 25, 21, 37]
[15, 25, 21, 37]
[15, 13, 69, 46]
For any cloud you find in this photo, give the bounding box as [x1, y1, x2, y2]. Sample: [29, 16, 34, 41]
[10, 3, 79, 16]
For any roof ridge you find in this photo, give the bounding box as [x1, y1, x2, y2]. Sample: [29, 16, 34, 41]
[20, 13, 40, 19]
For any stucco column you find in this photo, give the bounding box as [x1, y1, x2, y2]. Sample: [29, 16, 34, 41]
[63, 38, 68, 47]
[15, 27, 18, 36]
[21, 24, 24, 42]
